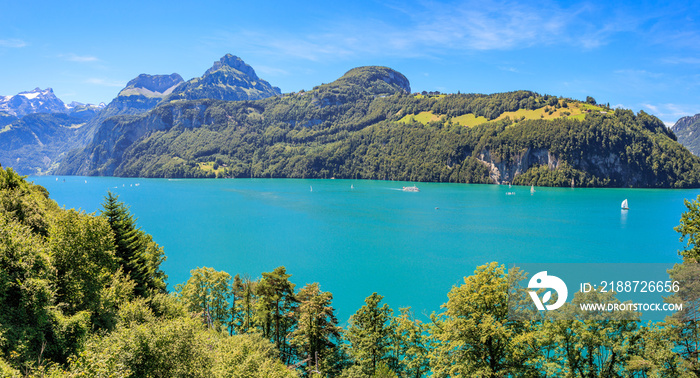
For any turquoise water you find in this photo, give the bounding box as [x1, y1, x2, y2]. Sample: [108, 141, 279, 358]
[30, 176, 700, 323]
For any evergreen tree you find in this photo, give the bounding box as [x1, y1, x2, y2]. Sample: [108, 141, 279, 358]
[256, 266, 298, 363]
[100, 191, 166, 297]
[290, 283, 342, 375]
[232, 274, 257, 334]
[346, 292, 394, 376]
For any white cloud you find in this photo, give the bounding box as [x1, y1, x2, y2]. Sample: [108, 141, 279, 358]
[661, 57, 700, 65]
[85, 78, 124, 88]
[209, 0, 589, 63]
[614, 69, 663, 79]
[0, 38, 27, 48]
[254, 65, 289, 77]
[643, 103, 659, 113]
[61, 53, 99, 63]
[638, 102, 700, 125]
[499, 66, 519, 73]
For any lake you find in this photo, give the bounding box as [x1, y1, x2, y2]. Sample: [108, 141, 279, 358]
[30, 176, 700, 323]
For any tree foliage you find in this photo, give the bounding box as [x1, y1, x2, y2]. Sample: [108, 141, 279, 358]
[346, 293, 394, 376]
[101, 191, 167, 297]
[2, 165, 700, 377]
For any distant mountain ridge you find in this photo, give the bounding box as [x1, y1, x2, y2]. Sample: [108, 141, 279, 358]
[673, 113, 700, 156]
[0, 87, 105, 118]
[57, 62, 700, 188]
[118, 73, 184, 98]
[164, 54, 281, 102]
[0, 75, 183, 175]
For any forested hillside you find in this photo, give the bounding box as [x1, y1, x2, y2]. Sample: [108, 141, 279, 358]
[1, 165, 699, 377]
[59, 66, 700, 188]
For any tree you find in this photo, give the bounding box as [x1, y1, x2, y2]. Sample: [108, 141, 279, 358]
[537, 289, 641, 377]
[429, 262, 532, 377]
[69, 311, 297, 378]
[346, 292, 393, 376]
[675, 195, 700, 260]
[256, 266, 298, 363]
[100, 191, 166, 297]
[388, 308, 430, 378]
[664, 260, 700, 375]
[671, 195, 700, 374]
[586, 96, 597, 105]
[232, 274, 257, 334]
[290, 283, 342, 376]
[176, 266, 233, 332]
[49, 209, 117, 318]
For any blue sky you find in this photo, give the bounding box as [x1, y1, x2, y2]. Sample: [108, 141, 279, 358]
[1, 0, 698, 125]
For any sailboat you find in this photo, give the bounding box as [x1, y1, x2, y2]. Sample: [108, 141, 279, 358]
[530, 185, 535, 194]
[571, 178, 575, 188]
[621, 199, 629, 210]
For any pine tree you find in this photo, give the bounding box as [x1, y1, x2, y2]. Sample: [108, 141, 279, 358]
[290, 283, 342, 375]
[100, 191, 166, 297]
[346, 292, 393, 376]
[256, 266, 298, 363]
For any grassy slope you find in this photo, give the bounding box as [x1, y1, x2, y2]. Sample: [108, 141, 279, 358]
[398, 100, 611, 127]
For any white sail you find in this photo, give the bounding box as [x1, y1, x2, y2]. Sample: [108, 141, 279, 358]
[621, 199, 628, 209]
[530, 185, 535, 194]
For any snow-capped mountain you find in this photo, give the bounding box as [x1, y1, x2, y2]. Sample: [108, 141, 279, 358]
[0, 88, 105, 118]
[0, 88, 67, 117]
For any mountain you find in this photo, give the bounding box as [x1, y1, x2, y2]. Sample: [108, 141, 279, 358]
[0, 88, 70, 117]
[164, 54, 281, 102]
[0, 88, 110, 175]
[0, 87, 106, 119]
[108, 73, 184, 113]
[672, 113, 700, 156]
[57, 64, 700, 188]
[0, 113, 89, 174]
[0, 75, 182, 175]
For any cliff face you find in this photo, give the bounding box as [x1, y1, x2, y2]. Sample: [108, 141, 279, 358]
[60, 100, 216, 176]
[478, 148, 557, 184]
[478, 147, 649, 186]
[673, 113, 700, 156]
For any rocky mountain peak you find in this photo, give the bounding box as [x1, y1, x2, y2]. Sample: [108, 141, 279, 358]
[119, 73, 184, 98]
[205, 54, 259, 80]
[0, 87, 66, 117]
[331, 66, 411, 95]
[166, 54, 280, 102]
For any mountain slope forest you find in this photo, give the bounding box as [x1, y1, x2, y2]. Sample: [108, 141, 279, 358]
[58, 65, 700, 188]
[1, 165, 699, 377]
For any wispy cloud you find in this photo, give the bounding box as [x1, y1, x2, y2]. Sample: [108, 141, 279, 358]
[85, 78, 124, 88]
[254, 65, 290, 77]
[408, 0, 570, 51]
[0, 38, 27, 48]
[661, 57, 700, 65]
[643, 103, 659, 113]
[614, 69, 663, 79]
[499, 66, 519, 73]
[210, 0, 652, 64]
[61, 53, 99, 63]
[639, 102, 700, 125]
